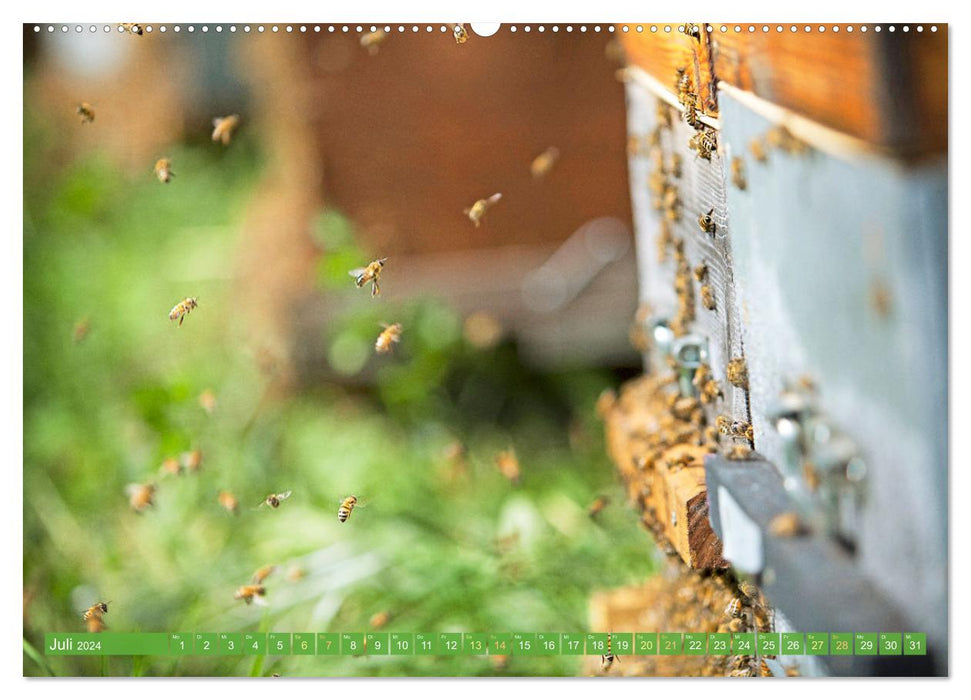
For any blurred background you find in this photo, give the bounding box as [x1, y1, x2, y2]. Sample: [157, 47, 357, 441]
[22, 25, 655, 676]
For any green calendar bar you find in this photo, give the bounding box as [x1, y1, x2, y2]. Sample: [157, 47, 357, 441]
[683, 632, 706, 656]
[415, 633, 437, 655]
[879, 633, 902, 655]
[243, 633, 266, 656]
[390, 633, 414, 655]
[341, 633, 364, 655]
[782, 632, 805, 655]
[659, 633, 682, 655]
[218, 633, 242, 655]
[904, 633, 927, 656]
[561, 633, 585, 655]
[268, 633, 291, 655]
[708, 633, 730, 655]
[806, 633, 829, 655]
[463, 633, 488, 655]
[44, 633, 169, 656]
[366, 633, 389, 655]
[535, 633, 560, 655]
[635, 632, 657, 655]
[831, 632, 853, 655]
[317, 633, 340, 655]
[293, 633, 315, 655]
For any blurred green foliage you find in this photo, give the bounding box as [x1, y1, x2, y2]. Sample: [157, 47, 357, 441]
[23, 86, 656, 678]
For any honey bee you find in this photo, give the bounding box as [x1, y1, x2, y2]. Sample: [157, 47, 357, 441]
[360, 29, 387, 55]
[337, 495, 359, 523]
[724, 597, 745, 618]
[349, 257, 388, 297]
[120, 23, 143, 35]
[159, 457, 181, 477]
[698, 208, 716, 234]
[260, 491, 293, 509]
[588, 496, 610, 518]
[464, 193, 502, 227]
[251, 565, 277, 585]
[683, 101, 701, 128]
[73, 317, 91, 343]
[168, 297, 198, 326]
[530, 147, 560, 179]
[453, 23, 469, 44]
[495, 449, 521, 485]
[180, 449, 202, 472]
[375, 323, 402, 354]
[601, 632, 620, 671]
[218, 490, 239, 515]
[749, 138, 768, 163]
[701, 284, 716, 311]
[683, 22, 702, 40]
[152, 158, 173, 184]
[211, 114, 240, 146]
[730, 157, 747, 190]
[199, 389, 217, 414]
[737, 580, 759, 601]
[126, 482, 156, 513]
[234, 584, 266, 605]
[758, 659, 773, 677]
[768, 511, 808, 538]
[726, 358, 748, 390]
[716, 416, 754, 442]
[369, 610, 391, 629]
[76, 102, 95, 124]
[83, 602, 109, 632]
[690, 128, 716, 160]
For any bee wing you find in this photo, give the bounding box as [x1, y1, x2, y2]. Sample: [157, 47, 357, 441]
[348, 268, 366, 278]
[278, 490, 293, 501]
[251, 594, 269, 607]
[487, 193, 503, 204]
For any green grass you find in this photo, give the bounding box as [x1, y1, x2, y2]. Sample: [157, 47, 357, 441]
[23, 91, 656, 677]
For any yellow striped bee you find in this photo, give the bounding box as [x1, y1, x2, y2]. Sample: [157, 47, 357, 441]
[601, 632, 620, 671]
[154, 158, 174, 184]
[349, 258, 388, 297]
[126, 483, 156, 513]
[211, 114, 240, 146]
[453, 23, 469, 44]
[464, 193, 502, 227]
[76, 102, 95, 124]
[168, 297, 198, 326]
[338, 495, 359, 523]
[375, 323, 402, 354]
[724, 597, 745, 618]
[83, 602, 110, 632]
[234, 584, 266, 605]
[698, 208, 716, 234]
[251, 565, 277, 585]
[120, 23, 143, 35]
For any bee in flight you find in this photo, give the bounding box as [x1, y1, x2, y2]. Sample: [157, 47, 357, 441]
[588, 496, 610, 518]
[212, 114, 240, 146]
[495, 449, 521, 485]
[76, 102, 95, 124]
[259, 491, 293, 509]
[168, 297, 198, 326]
[234, 584, 267, 606]
[199, 389, 217, 414]
[369, 610, 391, 629]
[338, 495, 359, 523]
[126, 482, 156, 513]
[360, 28, 387, 55]
[218, 490, 239, 515]
[154, 158, 174, 184]
[180, 449, 202, 473]
[83, 602, 110, 632]
[453, 23, 469, 44]
[73, 317, 91, 343]
[464, 193, 502, 227]
[601, 632, 620, 671]
[530, 147, 560, 179]
[251, 565, 277, 585]
[375, 323, 402, 354]
[349, 258, 388, 297]
[120, 23, 143, 35]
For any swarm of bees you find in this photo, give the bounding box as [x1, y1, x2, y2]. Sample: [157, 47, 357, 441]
[83, 602, 110, 633]
[154, 158, 174, 184]
[168, 297, 198, 326]
[375, 323, 402, 354]
[464, 193, 502, 227]
[76, 102, 95, 124]
[349, 257, 387, 297]
[211, 114, 240, 146]
[360, 29, 387, 55]
[530, 147, 560, 179]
